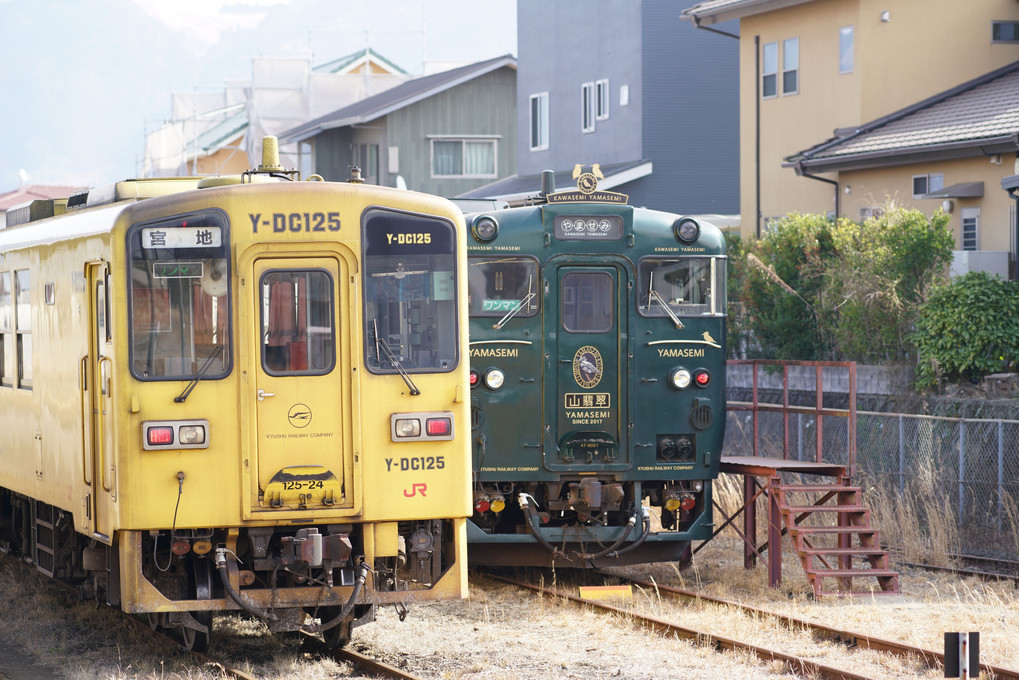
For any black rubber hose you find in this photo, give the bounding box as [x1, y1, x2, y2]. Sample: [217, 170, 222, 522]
[214, 548, 279, 621]
[519, 493, 566, 560]
[306, 562, 370, 634]
[603, 506, 652, 559]
[576, 510, 639, 561]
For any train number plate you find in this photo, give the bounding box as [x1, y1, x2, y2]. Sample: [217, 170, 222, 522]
[262, 465, 343, 509]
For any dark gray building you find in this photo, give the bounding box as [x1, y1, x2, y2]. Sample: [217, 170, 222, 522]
[279, 55, 517, 198]
[462, 0, 739, 215]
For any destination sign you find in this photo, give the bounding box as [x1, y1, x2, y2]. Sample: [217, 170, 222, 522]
[142, 226, 222, 249]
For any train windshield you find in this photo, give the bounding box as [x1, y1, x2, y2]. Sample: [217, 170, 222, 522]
[467, 256, 539, 318]
[362, 209, 458, 373]
[637, 257, 726, 318]
[127, 212, 232, 381]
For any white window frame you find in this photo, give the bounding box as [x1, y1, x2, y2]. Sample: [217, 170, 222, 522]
[961, 207, 979, 251]
[782, 38, 799, 95]
[428, 136, 498, 179]
[839, 26, 854, 74]
[581, 82, 596, 133]
[529, 92, 549, 151]
[762, 42, 778, 98]
[595, 79, 610, 121]
[912, 172, 944, 198]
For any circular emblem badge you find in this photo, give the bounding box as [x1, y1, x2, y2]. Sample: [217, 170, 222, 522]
[288, 403, 312, 428]
[577, 172, 598, 194]
[572, 346, 604, 389]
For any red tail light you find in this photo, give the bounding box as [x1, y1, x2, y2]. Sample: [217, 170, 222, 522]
[426, 417, 452, 437]
[147, 426, 175, 446]
[694, 370, 711, 387]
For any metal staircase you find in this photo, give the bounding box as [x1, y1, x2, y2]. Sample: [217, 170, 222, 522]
[775, 481, 898, 596]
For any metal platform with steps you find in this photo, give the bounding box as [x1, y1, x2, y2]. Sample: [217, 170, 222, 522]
[713, 360, 899, 597]
[717, 457, 899, 597]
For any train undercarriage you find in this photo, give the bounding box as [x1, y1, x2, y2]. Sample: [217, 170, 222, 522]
[467, 478, 709, 568]
[0, 488, 458, 651]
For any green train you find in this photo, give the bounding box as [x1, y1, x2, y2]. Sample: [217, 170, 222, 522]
[463, 168, 727, 568]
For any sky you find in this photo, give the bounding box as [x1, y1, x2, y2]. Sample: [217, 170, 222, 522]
[0, 0, 517, 190]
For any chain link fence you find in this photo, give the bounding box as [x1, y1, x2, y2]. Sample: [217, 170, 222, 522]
[723, 406, 1019, 561]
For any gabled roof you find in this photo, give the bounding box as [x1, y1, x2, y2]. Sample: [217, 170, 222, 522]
[188, 104, 248, 156]
[314, 47, 407, 75]
[279, 54, 517, 144]
[785, 60, 1019, 174]
[0, 185, 84, 211]
[457, 160, 653, 205]
[681, 0, 814, 25]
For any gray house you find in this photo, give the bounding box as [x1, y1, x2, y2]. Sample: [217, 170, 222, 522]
[279, 55, 517, 198]
[461, 0, 739, 216]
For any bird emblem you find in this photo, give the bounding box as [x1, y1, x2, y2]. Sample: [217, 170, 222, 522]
[702, 331, 717, 345]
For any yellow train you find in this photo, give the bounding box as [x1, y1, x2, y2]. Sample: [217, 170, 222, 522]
[0, 138, 471, 651]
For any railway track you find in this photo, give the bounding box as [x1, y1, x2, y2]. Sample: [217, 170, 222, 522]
[598, 570, 1019, 680]
[486, 570, 1019, 680]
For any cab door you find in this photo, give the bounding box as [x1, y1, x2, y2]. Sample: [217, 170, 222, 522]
[247, 256, 353, 513]
[83, 261, 115, 539]
[545, 262, 629, 471]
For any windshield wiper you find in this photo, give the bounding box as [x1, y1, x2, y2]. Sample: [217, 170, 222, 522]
[372, 319, 420, 396]
[175, 344, 225, 403]
[648, 272, 684, 329]
[493, 276, 535, 330]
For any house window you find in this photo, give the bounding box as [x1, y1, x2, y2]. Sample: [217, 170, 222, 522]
[530, 92, 549, 151]
[762, 42, 778, 98]
[782, 38, 799, 94]
[912, 173, 944, 198]
[992, 21, 1019, 43]
[839, 26, 854, 74]
[431, 138, 497, 178]
[581, 82, 596, 133]
[596, 79, 610, 120]
[962, 208, 979, 251]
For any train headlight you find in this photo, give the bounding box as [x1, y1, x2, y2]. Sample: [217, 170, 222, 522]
[178, 425, 206, 445]
[471, 215, 499, 242]
[394, 418, 422, 438]
[668, 368, 692, 390]
[484, 368, 505, 390]
[674, 217, 700, 243]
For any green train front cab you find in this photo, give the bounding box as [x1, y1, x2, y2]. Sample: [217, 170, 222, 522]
[463, 171, 727, 568]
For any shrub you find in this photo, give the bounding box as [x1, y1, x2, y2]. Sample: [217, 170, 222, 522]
[912, 271, 1019, 390]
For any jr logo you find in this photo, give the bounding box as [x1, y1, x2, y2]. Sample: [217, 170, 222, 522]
[403, 483, 428, 498]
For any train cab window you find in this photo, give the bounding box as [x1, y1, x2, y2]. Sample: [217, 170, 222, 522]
[0, 271, 12, 387]
[638, 257, 727, 318]
[362, 209, 458, 373]
[127, 212, 232, 381]
[561, 271, 613, 333]
[467, 256, 539, 318]
[260, 270, 335, 375]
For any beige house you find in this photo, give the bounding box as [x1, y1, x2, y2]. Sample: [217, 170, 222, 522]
[682, 0, 1019, 276]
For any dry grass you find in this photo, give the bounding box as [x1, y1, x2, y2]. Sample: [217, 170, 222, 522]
[2, 474, 1019, 680]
